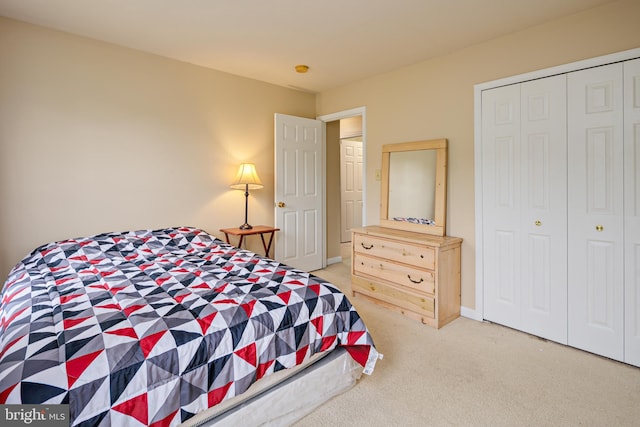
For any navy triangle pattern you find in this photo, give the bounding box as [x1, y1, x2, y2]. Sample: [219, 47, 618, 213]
[0, 227, 379, 426]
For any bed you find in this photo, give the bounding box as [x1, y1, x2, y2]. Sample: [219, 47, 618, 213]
[0, 226, 379, 426]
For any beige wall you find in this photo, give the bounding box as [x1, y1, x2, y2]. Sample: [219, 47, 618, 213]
[316, 0, 640, 311]
[3, 1, 640, 309]
[0, 17, 315, 281]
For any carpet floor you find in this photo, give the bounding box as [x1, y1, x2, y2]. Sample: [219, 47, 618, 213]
[294, 257, 640, 427]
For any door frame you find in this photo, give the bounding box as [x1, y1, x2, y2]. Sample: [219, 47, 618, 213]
[473, 47, 640, 322]
[317, 106, 367, 265]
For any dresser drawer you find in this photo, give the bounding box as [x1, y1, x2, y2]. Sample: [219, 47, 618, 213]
[353, 253, 435, 294]
[353, 233, 435, 269]
[352, 276, 435, 319]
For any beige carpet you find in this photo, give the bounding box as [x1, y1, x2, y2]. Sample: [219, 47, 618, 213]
[294, 255, 640, 427]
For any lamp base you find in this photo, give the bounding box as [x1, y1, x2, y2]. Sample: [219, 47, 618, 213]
[239, 223, 253, 230]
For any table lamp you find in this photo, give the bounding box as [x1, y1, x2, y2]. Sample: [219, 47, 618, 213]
[230, 163, 263, 229]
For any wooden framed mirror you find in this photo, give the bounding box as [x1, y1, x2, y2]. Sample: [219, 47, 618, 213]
[380, 138, 448, 236]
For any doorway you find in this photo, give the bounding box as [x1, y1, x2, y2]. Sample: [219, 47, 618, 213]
[339, 136, 363, 242]
[317, 107, 366, 265]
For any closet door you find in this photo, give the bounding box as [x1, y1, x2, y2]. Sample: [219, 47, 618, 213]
[624, 58, 640, 367]
[482, 84, 522, 330]
[520, 76, 568, 343]
[482, 76, 567, 342]
[567, 63, 624, 361]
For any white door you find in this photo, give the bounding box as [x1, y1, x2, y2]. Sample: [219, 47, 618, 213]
[482, 83, 523, 330]
[624, 58, 640, 367]
[567, 63, 624, 360]
[274, 113, 324, 272]
[519, 75, 568, 344]
[340, 138, 363, 242]
[482, 75, 568, 343]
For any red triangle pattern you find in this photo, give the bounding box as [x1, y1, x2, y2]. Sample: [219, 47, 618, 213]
[63, 317, 91, 330]
[277, 290, 291, 304]
[0, 383, 18, 403]
[55, 277, 73, 286]
[311, 316, 323, 335]
[66, 350, 103, 388]
[256, 359, 275, 380]
[0, 307, 27, 329]
[213, 283, 228, 292]
[149, 409, 179, 427]
[105, 328, 138, 339]
[241, 300, 257, 317]
[295, 345, 309, 365]
[101, 270, 119, 278]
[109, 286, 127, 295]
[308, 284, 321, 295]
[197, 312, 218, 335]
[155, 276, 171, 286]
[113, 392, 148, 425]
[96, 303, 120, 310]
[320, 335, 336, 352]
[208, 382, 232, 407]
[123, 304, 145, 317]
[140, 331, 167, 358]
[174, 293, 188, 304]
[190, 283, 210, 289]
[235, 343, 256, 366]
[345, 345, 369, 368]
[346, 330, 365, 345]
[0, 336, 24, 359]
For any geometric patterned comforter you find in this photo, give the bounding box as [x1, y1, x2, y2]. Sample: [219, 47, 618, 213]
[0, 227, 378, 426]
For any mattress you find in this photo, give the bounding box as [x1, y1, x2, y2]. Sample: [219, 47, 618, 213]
[184, 347, 359, 426]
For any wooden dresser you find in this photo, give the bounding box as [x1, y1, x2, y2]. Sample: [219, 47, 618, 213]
[351, 226, 462, 328]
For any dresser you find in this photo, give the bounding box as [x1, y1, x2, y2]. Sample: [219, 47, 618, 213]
[351, 226, 462, 328]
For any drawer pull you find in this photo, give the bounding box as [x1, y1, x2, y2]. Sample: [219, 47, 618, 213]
[407, 275, 424, 284]
[361, 242, 374, 250]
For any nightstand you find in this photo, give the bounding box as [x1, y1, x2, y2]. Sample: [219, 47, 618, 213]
[219, 225, 280, 258]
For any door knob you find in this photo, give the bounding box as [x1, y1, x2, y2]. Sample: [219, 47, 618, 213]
[277, 202, 286, 208]
[535, 220, 542, 226]
[596, 225, 604, 232]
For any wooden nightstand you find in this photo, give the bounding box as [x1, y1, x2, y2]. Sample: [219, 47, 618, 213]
[219, 226, 280, 258]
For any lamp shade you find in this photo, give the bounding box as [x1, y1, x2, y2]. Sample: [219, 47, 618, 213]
[230, 163, 263, 190]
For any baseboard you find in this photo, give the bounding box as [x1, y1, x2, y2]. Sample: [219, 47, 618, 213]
[326, 256, 342, 265]
[460, 306, 482, 321]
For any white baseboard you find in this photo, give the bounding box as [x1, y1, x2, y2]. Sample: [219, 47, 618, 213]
[460, 306, 482, 321]
[326, 256, 342, 265]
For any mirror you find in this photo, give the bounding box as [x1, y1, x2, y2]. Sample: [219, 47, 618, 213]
[380, 138, 448, 236]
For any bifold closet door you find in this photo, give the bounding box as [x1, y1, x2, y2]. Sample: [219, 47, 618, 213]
[482, 75, 567, 343]
[567, 63, 624, 361]
[482, 83, 522, 330]
[624, 58, 640, 367]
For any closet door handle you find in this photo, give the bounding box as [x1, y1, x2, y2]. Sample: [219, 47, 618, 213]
[535, 220, 542, 226]
[596, 225, 604, 232]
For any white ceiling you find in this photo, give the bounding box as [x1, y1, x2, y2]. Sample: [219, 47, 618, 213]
[0, 0, 618, 93]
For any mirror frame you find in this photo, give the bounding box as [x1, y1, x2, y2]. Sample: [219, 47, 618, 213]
[380, 138, 448, 236]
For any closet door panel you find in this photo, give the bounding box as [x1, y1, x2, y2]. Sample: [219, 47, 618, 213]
[624, 58, 640, 367]
[520, 75, 568, 344]
[482, 84, 522, 329]
[568, 63, 624, 360]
